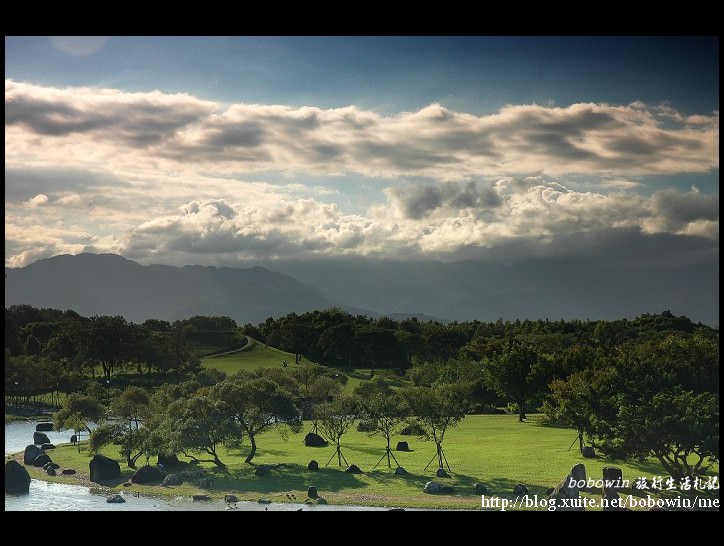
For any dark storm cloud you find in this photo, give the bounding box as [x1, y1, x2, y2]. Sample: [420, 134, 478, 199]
[389, 181, 502, 219]
[652, 188, 719, 230]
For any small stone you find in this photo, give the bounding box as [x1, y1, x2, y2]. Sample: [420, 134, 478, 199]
[308, 485, 318, 498]
[396, 441, 409, 451]
[581, 446, 596, 458]
[513, 484, 529, 496]
[345, 464, 362, 474]
[473, 483, 488, 494]
[46, 467, 56, 476]
[436, 468, 449, 478]
[394, 466, 408, 476]
[192, 494, 212, 501]
[258, 497, 272, 504]
[224, 494, 239, 503]
[308, 460, 319, 471]
[106, 494, 125, 503]
[61, 469, 76, 475]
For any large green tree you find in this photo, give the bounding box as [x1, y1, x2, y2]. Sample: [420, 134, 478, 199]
[212, 372, 301, 464]
[484, 343, 545, 422]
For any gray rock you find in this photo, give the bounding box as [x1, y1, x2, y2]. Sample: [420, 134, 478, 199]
[33, 431, 51, 445]
[89, 454, 121, 483]
[5, 460, 31, 494]
[473, 483, 488, 494]
[513, 484, 529, 496]
[581, 446, 596, 458]
[400, 423, 425, 436]
[32, 453, 52, 467]
[192, 494, 212, 501]
[602, 466, 624, 511]
[396, 441, 409, 451]
[308, 485, 319, 499]
[436, 468, 449, 478]
[345, 464, 362, 474]
[162, 473, 183, 486]
[23, 445, 44, 465]
[304, 432, 328, 447]
[36, 422, 54, 432]
[43, 462, 60, 470]
[224, 494, 239, 503]
[61, 469, 76, 475]
[258, 498, 272, 504]
[131, 465, 164, 484]
[40, 443, 55, 450]
[46, 467, 57, 476]
[308, 460, 319, 471]
[157, 452, 181, 468]
[424, 481, 442, 494]
[70, 435, 77, 443]
[394, 466, 408, 476]
[106, 494, 125, 503]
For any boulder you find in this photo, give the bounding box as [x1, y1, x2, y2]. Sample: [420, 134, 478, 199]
[106, 494, 125, 503]
[424, 481, 442, 494]
[32, 453, 52, 467]
[513, 484, 529, 496]
[473, 483, 488, 494]
[131, 465, 164, 484]
[33, 431, 51, 445]
[581, 446, 596, 458]
[157, 452, 181, 468]
[46, 467, 57, 476]
[43, 462, 60, 470]
[40, 443, 56, 450]
[5, 460, 31, 494]
[89, 454, 121, 483]
[258, 498, 272, 504]
[199, 477, 214, 488]
[61, 469, 76, 475]
[162, 473, 183, 486]
[123, 482, 132, 487]
[396, 441, 410, 452]
[345, 464, 362, 474]
[304, 432, 328, 447]
[602, 466, 624, 511]
[571, 463, 586, 484]
[255, 465, 272, 477]
[436, 468, 449, 478]
[70, 435, 77, 444]
[224, 494, 239, 503]
[24, 444, 44, 465]
[192, 494, 212, 501]
[308, 460, 319, 471]
[394, 466, 408, 476]
[308, 485, 319, 499]
[36, 422, 54, 432]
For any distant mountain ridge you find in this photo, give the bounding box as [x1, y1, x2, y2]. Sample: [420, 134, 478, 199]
[5, 253, 718, 326]
[4, 253, 338, 325]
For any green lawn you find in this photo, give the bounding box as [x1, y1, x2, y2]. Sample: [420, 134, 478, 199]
[13, 414, 717, 510]
[201, 338, 302, 374]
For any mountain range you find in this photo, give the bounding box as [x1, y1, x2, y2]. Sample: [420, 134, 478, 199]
[5, 253, 719, 326]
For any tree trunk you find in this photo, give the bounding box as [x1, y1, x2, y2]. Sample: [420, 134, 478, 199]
[337, 440, 342, 466]
[578, 430, 584, 454]
[245, 434, 257, 464]
[518, 399, 526, 422]
[437, 442, 444, 469]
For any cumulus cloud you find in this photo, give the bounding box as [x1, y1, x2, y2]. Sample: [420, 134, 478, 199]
[4, 80, 719, 269]
[6, 80, 718, 179]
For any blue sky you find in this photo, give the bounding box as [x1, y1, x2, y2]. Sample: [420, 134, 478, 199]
[4, 36, 719, 268]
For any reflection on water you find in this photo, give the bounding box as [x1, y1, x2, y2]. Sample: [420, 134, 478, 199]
[5, 420, 385, 511]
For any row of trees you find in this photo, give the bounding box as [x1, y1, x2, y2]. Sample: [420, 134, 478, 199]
[54, 365, 467, 471]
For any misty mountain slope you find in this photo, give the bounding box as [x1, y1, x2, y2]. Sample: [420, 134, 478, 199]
[4, 253, 337, 324]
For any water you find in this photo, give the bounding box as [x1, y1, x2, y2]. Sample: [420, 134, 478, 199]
[5, 420, 385, 511]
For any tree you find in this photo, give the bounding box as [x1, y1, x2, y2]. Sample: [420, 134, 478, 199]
[80, 315, 140, 381]
[362, 391, 406, 469]
[401, 383, 467, 471]
[110, 386, 151, 468]
[212, 372, 301, 464]
[316, 394, 359, 467]
[166, 393, 238, 468]
[484, 343, 544, 421]
[54, 393, 105, 436]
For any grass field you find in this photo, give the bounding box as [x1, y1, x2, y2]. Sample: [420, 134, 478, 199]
[12, 414, 718, 510]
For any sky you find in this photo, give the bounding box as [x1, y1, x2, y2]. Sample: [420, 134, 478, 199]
[4, 36, 719, 269]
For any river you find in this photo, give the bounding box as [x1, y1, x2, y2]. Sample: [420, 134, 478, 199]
[5, 420, 385, 511]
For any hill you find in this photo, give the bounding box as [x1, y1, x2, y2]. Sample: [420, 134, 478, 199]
[4, 253, 336, 325]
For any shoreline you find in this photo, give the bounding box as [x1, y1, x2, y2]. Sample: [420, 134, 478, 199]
[7, 448, 470, 510]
